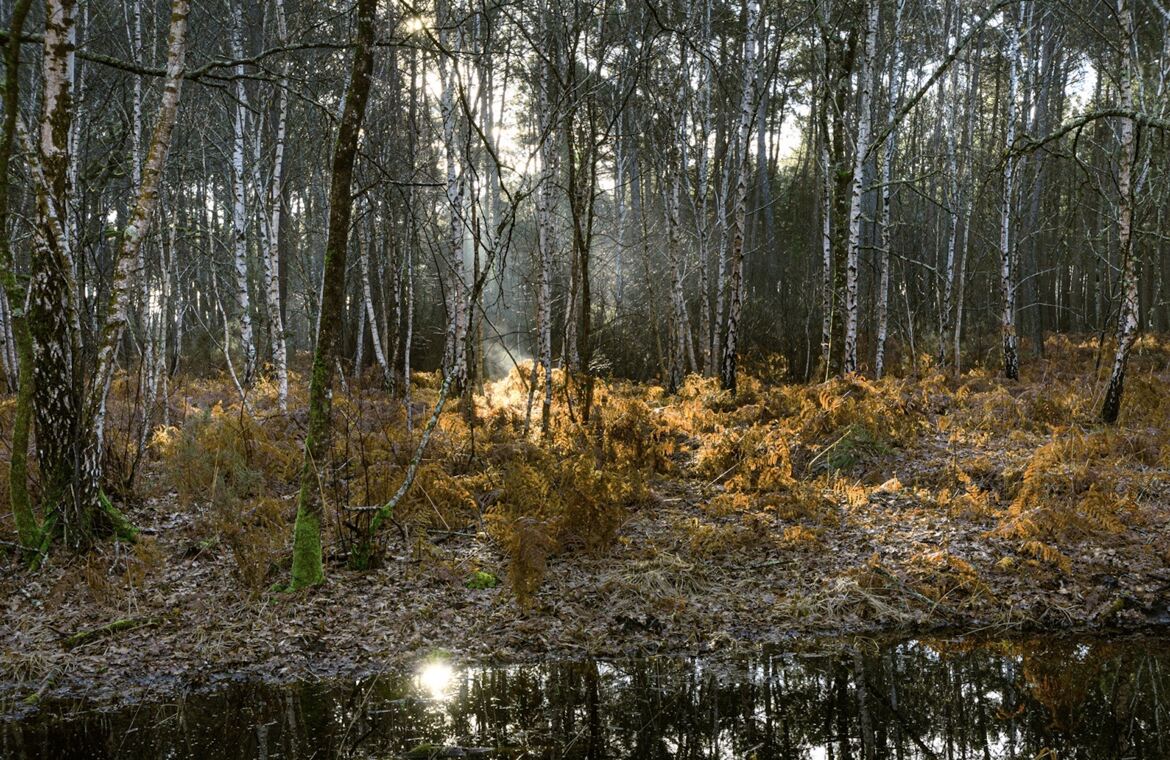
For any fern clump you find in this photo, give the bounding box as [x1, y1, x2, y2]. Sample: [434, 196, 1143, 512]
[595, 396, 676, 472]
[995, 430, 1147, 557]
[485, 445, 647, 605]
[153, 405, 273, 509]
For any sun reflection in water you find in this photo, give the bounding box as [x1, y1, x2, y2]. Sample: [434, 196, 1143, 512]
[416, 660, 456, 701]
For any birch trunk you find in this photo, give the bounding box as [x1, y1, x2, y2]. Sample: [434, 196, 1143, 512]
[265, 0, 289, 411]
[0, 291, 14, 389]
[820, 142, 834, 378]
[999, 7, 1022, 380]
[816, 14, 834, 377]
[29, 0, 86, 543]
[1102, 0, 1138, 423]
[691, 0, 714, 375]
[874, 0, 902, 379]
[712, 120, 729, 372]
[666, 167, 686, 393]
[88, 0, 189, 436]
[129, 0, 159, 487]
[953, 31, 983, 376]
[30, 0, 188, 548]
[229, 0, 255, 386]
[360, 211, 392, 388]
[537, 56, 557, 437]
[0, 0, 36, 547]
[843, 0, 878, 375]
[438, 8, 468, 389]
[938, 7, 960, 370]
[719, 0, 760, 393]
[403, 45, 419, 432]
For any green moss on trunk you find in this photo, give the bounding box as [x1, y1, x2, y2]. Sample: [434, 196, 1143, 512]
[286, 0, 377, 589]
[289, 499, 323, 589]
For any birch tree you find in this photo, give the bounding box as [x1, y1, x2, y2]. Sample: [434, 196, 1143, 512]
[229, 0, 255, 386]
[264, 0, 290, 411]
[999, 5, 1022, 380]
[874, 0, 904, 379]
[1101, 0, 1138, 424]
[937, 5, 961, 371]
[438, 0, 469, 390]
[719, 0, 760, 393]
[27, 0, 189, 548]
[525, 40, 557, 439]
[842, 0, 878, 375]
[0, 0, 36, 548]
[360, 206, 392, 389]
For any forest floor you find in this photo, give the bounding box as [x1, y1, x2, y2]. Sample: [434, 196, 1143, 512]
[3, 335, 1170, 716]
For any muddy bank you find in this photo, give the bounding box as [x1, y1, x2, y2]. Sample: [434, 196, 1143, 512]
[3, 470, 1169, 715]
[4, 345, 1170, 714]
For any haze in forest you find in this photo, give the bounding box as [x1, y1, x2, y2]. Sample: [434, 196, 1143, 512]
[1, 0, 1170, 753]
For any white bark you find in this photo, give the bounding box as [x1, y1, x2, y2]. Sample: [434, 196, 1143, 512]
[615, 126, 626, 313]
[953, 35, 982, 376]
[938, 8, 962, 370]
[229, 0, 255, 386]
[353, 282, 366, 375]
[403, 47, 420, 432]
[88, 0, 189, 434]
[820, 140, 834, 377]
[360, 210, 392, 388]
[875, 0, 904, 379]
[265, 0, 289, 411]
[666, 167, 686, 393]
[712, 121, 736, 374]
[843, 0, 879, 375]
[999, 7, 1022, 380]
[690, 0, 714, 375]
[64, 2, 84, 261]
[534, 55, 556, 436]
[719, 0, 760, 393]
[1102, 0, 1138, 423]
[128, 0, 160, 479]
[127, 0, 142, 189]
[0, 289, 15, 390]
[438, 9, 468, 387]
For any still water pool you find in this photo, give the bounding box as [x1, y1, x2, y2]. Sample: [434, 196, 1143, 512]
[4, 636, 1168, 758]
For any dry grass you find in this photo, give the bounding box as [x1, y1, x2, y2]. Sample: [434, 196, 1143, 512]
[8, 332, 1165, 611]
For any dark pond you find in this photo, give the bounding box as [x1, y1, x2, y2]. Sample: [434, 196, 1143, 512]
[4, 636, 1170, 759]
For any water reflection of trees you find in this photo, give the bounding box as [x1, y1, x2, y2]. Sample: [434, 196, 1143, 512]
[4, 638, 1169, 759]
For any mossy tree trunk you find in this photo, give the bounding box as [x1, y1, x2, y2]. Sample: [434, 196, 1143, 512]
[26, 0, 188, 550]
[288, 0, 377, 589]
[29, 0, 90, 548]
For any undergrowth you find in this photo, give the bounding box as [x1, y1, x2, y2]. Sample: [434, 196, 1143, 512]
[13, 332, 1165, 609]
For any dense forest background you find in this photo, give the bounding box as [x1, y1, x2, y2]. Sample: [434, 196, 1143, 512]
[1, 0, 1168, 563]
[3, 0, 1166, 396]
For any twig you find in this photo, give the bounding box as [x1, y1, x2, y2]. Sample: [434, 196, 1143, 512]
[62, 617, 157, 649]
